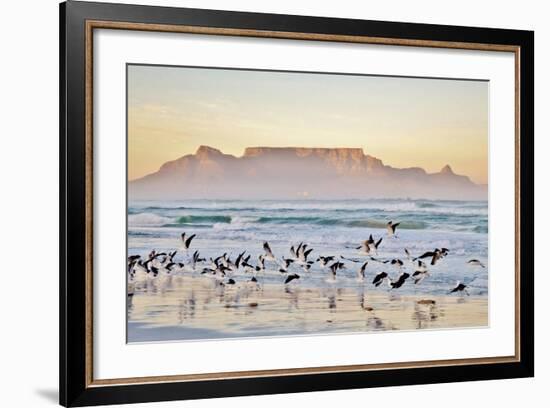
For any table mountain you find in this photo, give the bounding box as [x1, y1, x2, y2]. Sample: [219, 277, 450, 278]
[129, 146, 486, 200]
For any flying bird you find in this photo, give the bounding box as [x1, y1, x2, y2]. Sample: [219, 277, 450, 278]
[232, 251, 247, 270]
[284, 273, 300, 284]
[278, 257, 294, 273]
[295, 243, 313, 264]
[255, 255, 266, 272]
[240, 254, 254, 271]
[412, 269, 429, 285]
[326, 261, 345, 283]
[167, 250, 177, 262]
[467, 259, 486, 268]
[340, 255, 362, 263]
[316, 256, 335, 268]
[387, 221, 400, 237]
[330, 261, 345, 273]
[390, 259, 404, 269]
[414, 248, 445, 266]
[357, 261, 368, 282]
[190, 250, 205, 271]
[368, 256, 388, 264]
[450, 281, 469, 295]
[289, 245, 297, 259]
[389, 272, 410, 289]
[128, 254, 141, 263]
[131, 260, 149, 282]
[181, 233, 196, 251]
[357, 235, 383, 255]
[263, 241, 276, 261]
[372, 271, 388, 287]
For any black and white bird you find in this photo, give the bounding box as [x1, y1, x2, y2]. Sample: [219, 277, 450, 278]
[467, 259, 485, 268]
[128, 254, 141, 264]
[263, 241, 276, 262]
[414, 248, 445, 266]
[226, 251, 246, 272]
[357, 235, 383, 255]
[278, 257, 294, 273]
[212, 253, 226, 268]
[149, 251, 167, 266]
[326, 261, 345, 283]
[240, 254, 253, 269]
[167, 250, 177, 263]
[368, 256, 388, 264]
[284, 273, 300, 284]
[450, 281, 469, 295]
[290, 242, 304, 261]
[219, 253, 230, 269]
[166, 261, 185, 274]
[316, 255, 335, 268]
[294, 243, 313, 264]
[208, 264, 231, 281]
[301, 261, 314, 273]
[356, 261, 368, 282]
[131, 260, 150, 283]
[387, 221, 400, 237]
[372, 271, 388, 287]
[127, 257, 138, 275]
[149, 266, 160, 278]
[389, 272, 410, 289]
[340, 255, 362, 263]
[410, 259, 429, 284]
[188, 250, 205, 271]
[415, 259, 428, 272]
[255, 255, 266, 272]
[390, 259, 404, 269]
[368, 234, 383, 252]
[412, 270, 429, 284]
[180, 232, 196, 251]
[289, 243, 300, 260]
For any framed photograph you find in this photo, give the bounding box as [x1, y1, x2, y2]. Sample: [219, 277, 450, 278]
[60, 1, 534, 406]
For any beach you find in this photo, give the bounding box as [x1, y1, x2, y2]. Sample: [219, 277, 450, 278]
[127, 198, 488, 342]
[127, 274, 488, 342]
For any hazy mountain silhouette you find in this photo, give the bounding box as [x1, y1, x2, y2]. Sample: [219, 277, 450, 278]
[129, 146, 487, 200]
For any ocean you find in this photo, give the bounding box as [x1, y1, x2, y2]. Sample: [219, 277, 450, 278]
[127, 199, 489, 341]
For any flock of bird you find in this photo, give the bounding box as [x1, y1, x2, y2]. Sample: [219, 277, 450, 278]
[127, 221, 486, 297]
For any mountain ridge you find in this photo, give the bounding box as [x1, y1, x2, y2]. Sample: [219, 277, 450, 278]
[130, 145, 487, 200]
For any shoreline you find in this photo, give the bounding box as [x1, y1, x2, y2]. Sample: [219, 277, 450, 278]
[128, 276, 488, 342]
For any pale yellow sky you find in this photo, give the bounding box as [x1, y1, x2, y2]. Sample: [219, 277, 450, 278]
[128, 65, 488, 184]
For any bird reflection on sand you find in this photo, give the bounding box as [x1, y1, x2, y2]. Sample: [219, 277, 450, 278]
[127, 275, 487, 342]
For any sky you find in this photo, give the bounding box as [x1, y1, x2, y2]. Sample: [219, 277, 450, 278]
[128, 64, 488, 184]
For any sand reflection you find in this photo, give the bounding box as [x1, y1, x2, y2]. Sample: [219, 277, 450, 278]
[128, 274, 488, 342]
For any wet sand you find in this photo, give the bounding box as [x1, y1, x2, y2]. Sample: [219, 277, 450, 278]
[127, 274, 488, 342]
